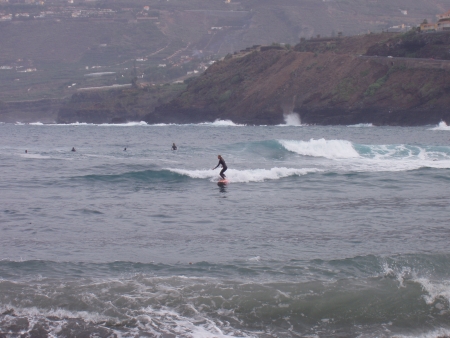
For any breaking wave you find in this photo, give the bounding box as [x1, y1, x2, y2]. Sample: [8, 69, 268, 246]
[35, 121, 149, 127]
[279, 138, 450, 160]
[277, 138, 450, 172]
[17, 120, 246, 127]
[75, 167, 320, 183]
[167, 167, 322, 182]
[430, 121, 450, 131]
[279, 139, 359, 159]
[2, 254, 450, 337]
[347, 123, 374, 127]
[197, 119, 246, 127]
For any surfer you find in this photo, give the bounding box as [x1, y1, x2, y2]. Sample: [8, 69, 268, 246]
[71, 147, 76, 152]
[213, 155, 227, 179]
[172, 143, 177, 151]
[25, 150, 27, 153]
[124, 148, 127, 151]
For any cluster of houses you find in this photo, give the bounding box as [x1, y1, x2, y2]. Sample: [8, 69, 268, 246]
[0, 7, 115, 20]
[420, 10, 450, 32]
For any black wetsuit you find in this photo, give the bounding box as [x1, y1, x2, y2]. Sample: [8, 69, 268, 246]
[214, 158, 227, 179]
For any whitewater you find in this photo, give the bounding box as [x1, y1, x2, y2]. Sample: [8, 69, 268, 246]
[1, 122, 450, 337]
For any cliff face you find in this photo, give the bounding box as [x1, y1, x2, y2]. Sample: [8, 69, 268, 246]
[366, 31, 450, 60]
[0, 99, 62, 123]
[147, 34, 450, 126]
[57, 84, 186, 124]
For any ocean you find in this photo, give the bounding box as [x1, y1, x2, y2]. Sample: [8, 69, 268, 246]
[1, 120, 450, 337]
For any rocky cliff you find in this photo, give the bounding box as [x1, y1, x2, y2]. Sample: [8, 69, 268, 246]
[0, 99, 62, 123]
[57, 84, 186, 124]
[145, 33, 450, 125]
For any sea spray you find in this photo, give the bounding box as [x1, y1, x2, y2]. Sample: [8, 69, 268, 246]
[430, 121, 450, 131]
[282, 113, 302, 126]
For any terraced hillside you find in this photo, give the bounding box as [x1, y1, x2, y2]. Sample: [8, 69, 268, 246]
[1, 0, 450, 117]
[145, 32, 450, 126]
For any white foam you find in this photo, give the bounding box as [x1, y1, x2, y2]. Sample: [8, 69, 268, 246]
[15, 122, 25, 125]
[279, 139, 450, 172]
[43, 122, 93, 126]
[97, 121, 148, 127]
[381, 262, 412, 288]
[21, 120, 244, 127]
[28, 121, 148, 127]
[248, 256, 261, 262]
[140, 307, 241, 338]
[167, 167, 322, 183]
[381, 261, 450, 308]
[396, 328, 450, 338]
[279, 139, 359, 159]
[414, 277, 450, 305]
[198, 119, 246, 127]
[20, 154, 52, 159]
[347, 123, 373, 128]
[429, 121, 450, 131]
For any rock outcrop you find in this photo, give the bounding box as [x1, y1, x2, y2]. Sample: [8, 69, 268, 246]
[146, 33, 450, 125]
[0, 99, 62, 123]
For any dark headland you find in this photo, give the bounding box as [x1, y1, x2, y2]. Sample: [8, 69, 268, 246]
[55, 31, 450, 126]
[143, 31, 450, 126]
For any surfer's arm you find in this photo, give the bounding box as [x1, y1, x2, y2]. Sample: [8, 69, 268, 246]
[212, 162, 220, 170]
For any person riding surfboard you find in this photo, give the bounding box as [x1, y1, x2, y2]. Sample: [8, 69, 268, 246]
[213, 155, 227, 180]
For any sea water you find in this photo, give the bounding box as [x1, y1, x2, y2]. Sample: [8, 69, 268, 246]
[1, 121, 450, 337]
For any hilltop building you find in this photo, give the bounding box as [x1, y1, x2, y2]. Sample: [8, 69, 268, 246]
[437, 10, 450, 21]
[420, 10, 450, 32]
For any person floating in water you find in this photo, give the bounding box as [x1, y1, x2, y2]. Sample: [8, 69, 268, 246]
[172, 143, 177, 151]
[124, 148, 127, 151]
[213, 155, 227, 179]
[71, 147, 76, 152]
[25, 150, 27, 153]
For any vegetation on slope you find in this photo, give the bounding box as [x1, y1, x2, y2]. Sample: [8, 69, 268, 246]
[147, 32, 450, 125]
[57, 83, 186, 124]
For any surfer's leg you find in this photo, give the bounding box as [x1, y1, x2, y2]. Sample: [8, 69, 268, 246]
[220, 168, 227, 179]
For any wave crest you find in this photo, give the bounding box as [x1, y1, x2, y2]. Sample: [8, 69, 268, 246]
[279, 139, 359, 159]
[167, 167, 321, 182]
[430, 121, 450, 131]
[347, 123, 373, 128]
[197, 119, 246, 127]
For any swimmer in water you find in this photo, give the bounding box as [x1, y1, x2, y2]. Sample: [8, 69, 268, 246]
[124, 148, 127, 151]
[172, 143, 177, 151]
[71, 147, 76, 152]
[212, 155, 227, 179]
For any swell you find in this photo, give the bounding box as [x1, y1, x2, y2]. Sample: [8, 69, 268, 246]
[72, 167, 321, 184]
[2, 253, 450, 282]
[74, 169, 190, 183]
[1, 254, 450, 337]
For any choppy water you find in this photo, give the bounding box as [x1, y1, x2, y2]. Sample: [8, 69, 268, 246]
[1, 120, 450, 337]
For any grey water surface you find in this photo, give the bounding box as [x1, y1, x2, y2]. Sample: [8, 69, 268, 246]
[1, 121, 450, 337]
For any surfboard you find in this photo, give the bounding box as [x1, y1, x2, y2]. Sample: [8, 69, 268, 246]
[217, 179, 229, 185]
